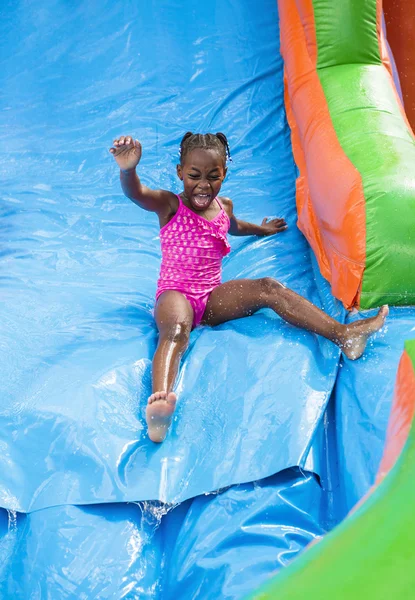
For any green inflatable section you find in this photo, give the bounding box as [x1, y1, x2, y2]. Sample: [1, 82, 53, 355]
[314, 0, 415, 308]
[407, 339, 415, 364]
[251, 340, 415, 600]
[249, 1, 415, 597]
[318, 64, 415, 308]
[314, 0, 381, 67]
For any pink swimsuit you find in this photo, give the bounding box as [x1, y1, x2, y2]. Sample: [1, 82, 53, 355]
[156, 194, 231, 327]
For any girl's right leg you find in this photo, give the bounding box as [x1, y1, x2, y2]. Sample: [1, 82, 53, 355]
[146, 291, 194, 443]
[202, 278, 388, 359]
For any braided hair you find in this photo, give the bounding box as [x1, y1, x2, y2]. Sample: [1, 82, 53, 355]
[179, 132, 231, 165]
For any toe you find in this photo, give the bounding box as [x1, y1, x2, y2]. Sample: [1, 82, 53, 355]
[150, 391, 168, 402]
[166, 392, 177, 405]
[380, 305, 389, 318]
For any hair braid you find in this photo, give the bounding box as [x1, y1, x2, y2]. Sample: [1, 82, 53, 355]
[179, 131, 231, 164]
[215, 132, 231, 161]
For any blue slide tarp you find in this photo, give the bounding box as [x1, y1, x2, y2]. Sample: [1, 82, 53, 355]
[0, 470, 325, 599]
[1, 0, 415, 598]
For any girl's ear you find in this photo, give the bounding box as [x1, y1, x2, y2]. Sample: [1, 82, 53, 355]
[176, 164, 183, 180]
[223, 167, 228, 180]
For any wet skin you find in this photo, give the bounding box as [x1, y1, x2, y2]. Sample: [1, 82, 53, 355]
[110, 137, 388, 443]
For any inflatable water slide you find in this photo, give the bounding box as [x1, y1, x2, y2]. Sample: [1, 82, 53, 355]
[1, 0, 414, 598]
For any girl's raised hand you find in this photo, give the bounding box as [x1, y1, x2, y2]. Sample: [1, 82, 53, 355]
[260, 217, 288, 236]
[109, 136, 142, 172]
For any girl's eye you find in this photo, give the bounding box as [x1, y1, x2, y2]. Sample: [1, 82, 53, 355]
[188, 174, 200, 179]
[209, 176, 220, 180]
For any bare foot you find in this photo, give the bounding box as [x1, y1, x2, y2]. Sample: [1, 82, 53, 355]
[146, 391, 177, 443]
[339, 305, 389, 360]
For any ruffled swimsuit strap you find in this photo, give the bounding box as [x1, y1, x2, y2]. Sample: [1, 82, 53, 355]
[215, 196, 224, 210]
[215, 196, 230, 224]
[175, 193, 184, 210]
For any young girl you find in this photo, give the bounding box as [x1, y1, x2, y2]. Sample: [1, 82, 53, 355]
[110, 132, 388, 443]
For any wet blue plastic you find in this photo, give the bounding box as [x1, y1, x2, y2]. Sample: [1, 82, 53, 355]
[0, 503, 163, 599]
[0, 0, 343, 514]
[0, 0, 411, 598]
[161, 469, 327, 600]
[334, 307, 415, 514]
[0, 469, 326, 599]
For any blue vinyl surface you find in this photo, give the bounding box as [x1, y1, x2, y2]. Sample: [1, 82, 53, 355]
[161, 469, 326, 600]
[334, 307, 415, 513]
[0, 469, 326, 600]
[0, 503, 163, 599]
[0, 0, 344, 513]
[0, 0, 412, 598]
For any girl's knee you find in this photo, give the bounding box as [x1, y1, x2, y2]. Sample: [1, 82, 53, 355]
[161, 320, 192, 346]
[259, 277, 284, 297]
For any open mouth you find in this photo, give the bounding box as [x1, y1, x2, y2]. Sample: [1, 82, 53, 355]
[192, 193, 212, 209]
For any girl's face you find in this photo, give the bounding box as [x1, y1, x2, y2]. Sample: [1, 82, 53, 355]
[177, 148, 227, 211]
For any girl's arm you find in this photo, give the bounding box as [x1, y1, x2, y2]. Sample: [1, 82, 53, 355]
[221, 197, 287, 237]
[110, 136, 174, 215]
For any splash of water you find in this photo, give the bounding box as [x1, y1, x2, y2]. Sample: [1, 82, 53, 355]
[135, 500, 176, 532]
[7, 510, 17, 532]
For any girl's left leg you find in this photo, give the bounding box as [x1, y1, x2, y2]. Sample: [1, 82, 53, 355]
[147, 290, 194, 442]
[202, 278, 388, 359]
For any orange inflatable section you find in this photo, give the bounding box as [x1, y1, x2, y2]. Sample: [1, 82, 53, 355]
[383, 0, 415, 132]
[350, 349, 415, 515]
[278, 0, 366, 308]
[376, 351, 415, 482]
